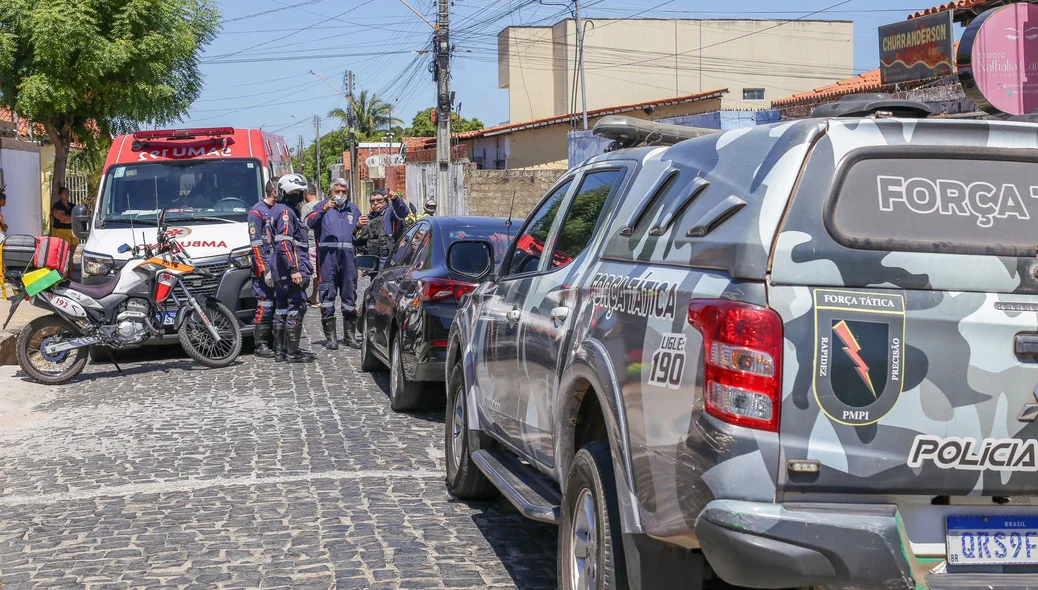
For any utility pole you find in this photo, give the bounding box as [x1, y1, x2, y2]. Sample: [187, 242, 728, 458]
[435, 0, 451, 212]
[313, 115, 321, 197]
[348, 70, 358, 199]
[575, 0, 588, 130]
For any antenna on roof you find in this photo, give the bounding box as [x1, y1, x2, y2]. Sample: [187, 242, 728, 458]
[505, 189, 517, 237]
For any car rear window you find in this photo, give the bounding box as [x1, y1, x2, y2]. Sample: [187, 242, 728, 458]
[827, 148, 1038, 257]
[447, 226, 511, 263]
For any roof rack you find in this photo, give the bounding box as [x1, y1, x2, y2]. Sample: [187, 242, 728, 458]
[810, 93, 931, 119]
[592, 115, 718, 149]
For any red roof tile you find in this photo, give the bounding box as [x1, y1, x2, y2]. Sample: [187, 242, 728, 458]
[908, 0, 993, 20]
[460, 88, 728, 139]
[772, 42, 961, 107]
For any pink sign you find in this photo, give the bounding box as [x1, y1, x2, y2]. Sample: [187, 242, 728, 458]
[959, 2, 1038, 115]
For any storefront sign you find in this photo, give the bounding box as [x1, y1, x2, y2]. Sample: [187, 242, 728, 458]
[959, 2, 1038, 115]
[879, 11, 955, 84]
[364, 154, 405, 167]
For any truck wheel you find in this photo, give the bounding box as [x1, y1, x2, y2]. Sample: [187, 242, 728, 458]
[559, 441, 629, 590]
[445, 363, 499, 501]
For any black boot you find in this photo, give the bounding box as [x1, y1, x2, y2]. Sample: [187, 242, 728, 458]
[322, 318, 339, 350]
[286, 324, 317, 363]
[273, 324, 287, 362]
[342, 318, 361, 349]
[254, 323, 275, 359]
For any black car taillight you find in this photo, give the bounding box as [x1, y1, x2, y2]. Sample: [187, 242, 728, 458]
[418, 278, 478, 303]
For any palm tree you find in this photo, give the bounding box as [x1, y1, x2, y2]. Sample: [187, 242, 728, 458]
[328, 90, 403, 140]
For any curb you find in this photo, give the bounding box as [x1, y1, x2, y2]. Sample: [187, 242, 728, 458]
[0, 329, 17, 366]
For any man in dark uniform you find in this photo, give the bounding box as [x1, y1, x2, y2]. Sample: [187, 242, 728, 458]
[247, 179, 278, 358]
[267, 173, 316, 363]
[305, 179, 363, 350]
[354, 190, 395, 262]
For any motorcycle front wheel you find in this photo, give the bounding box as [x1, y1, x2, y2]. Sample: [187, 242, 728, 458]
[178, 301, 242, 369]
[16, 315, 88, 385]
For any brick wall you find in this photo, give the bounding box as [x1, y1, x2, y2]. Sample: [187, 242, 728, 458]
[465, 166, 563, 219]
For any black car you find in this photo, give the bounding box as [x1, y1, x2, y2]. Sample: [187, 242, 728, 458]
[356, 216, 509, 411]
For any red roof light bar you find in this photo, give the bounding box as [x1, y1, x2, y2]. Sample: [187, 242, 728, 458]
[132, 127, 235, 140]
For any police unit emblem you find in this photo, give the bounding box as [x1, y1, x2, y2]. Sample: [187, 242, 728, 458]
[813, 289, 905, 426]
[249, 222, 257, 237]
[348, 213, 354, 224]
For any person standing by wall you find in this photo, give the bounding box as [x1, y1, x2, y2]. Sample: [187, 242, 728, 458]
[300, 183, 321, 306]
[50, 187, 79, 248]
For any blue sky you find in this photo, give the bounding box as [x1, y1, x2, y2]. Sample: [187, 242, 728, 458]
[177, 0, 935, 140]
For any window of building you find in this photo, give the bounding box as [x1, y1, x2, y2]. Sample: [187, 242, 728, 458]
[743, 88, 765, 100]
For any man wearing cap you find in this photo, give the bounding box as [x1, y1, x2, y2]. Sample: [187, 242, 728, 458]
[305, 178, 363, 349]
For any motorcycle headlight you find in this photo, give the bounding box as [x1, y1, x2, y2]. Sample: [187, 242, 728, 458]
[82, 253, 114, 277]
[229, 246, 253, 270]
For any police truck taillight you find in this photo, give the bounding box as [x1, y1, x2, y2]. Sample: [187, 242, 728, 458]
[418, 278, 478, 303]
[155, 272, 177, 303]
[688, 299, 782, 432]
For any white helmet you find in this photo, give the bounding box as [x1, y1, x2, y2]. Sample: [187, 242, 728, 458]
[276, 173, 308, 203]
[424, 198, 436, 214]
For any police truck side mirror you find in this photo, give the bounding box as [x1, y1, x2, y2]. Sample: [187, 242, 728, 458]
[355, 255, 381, 273]
[447, 240, 495, 282]
[71, 205, 91, 239]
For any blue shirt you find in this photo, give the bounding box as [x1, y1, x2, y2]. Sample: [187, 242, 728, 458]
[247, 200, 275, 278]
[267, 203, 312, 280]
[304, 200, 363, 246]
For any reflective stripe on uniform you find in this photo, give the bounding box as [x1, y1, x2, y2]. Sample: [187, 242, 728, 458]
[250, 239, 264, 246]
[318, 242, 355, 250]
[258, 300, 274, 308]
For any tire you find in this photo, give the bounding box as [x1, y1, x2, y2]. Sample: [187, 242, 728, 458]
[445, 363, 499, 501]
[360, 317, 385, 372]
[16, 315, 88, 385]
[178, 301, 242, 369]
[389, 332, 422, 412]
[559, 441, 629, 590]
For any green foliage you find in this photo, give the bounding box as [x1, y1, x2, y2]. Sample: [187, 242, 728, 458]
[406, 108, 484, 137]
[0, 0, 220, 195]
[68, 136, 110, 209]
[292, 130, 347, 195]
[327, 89, 402, 141]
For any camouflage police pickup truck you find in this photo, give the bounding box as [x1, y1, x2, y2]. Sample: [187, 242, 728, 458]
[445, 93, 1038, 590]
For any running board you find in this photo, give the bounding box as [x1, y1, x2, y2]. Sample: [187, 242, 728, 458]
[471, 448, 562, 524]
[927, 573, 1038, 589]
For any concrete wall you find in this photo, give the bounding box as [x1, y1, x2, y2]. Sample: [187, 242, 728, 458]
[1, 138, 43, 236]
[500, 19, 854, 122]
[465, 166, 564, 219]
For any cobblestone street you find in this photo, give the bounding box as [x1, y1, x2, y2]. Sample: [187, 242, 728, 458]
[0, 312, 558, 589]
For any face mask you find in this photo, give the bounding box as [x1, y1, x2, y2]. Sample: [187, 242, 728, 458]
[333, 194, 347, 207]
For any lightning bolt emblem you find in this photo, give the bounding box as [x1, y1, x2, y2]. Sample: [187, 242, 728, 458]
[832, 320, 876, 398]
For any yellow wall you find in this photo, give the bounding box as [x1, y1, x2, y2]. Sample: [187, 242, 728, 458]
[500, 19, 854, 122]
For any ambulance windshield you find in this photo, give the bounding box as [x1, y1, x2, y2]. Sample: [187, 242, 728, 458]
[98, 159, 263, 225]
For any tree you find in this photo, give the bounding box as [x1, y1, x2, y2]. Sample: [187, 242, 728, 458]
[0, 0, 220, 200]
[328, 89, 402, 141]
[406, 108, 484, 137]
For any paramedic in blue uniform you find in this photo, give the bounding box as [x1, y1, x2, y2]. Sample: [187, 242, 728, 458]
[305, 178, 363, 350]
[268, 173, 316, 363]
[246, 178, 278, 358]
